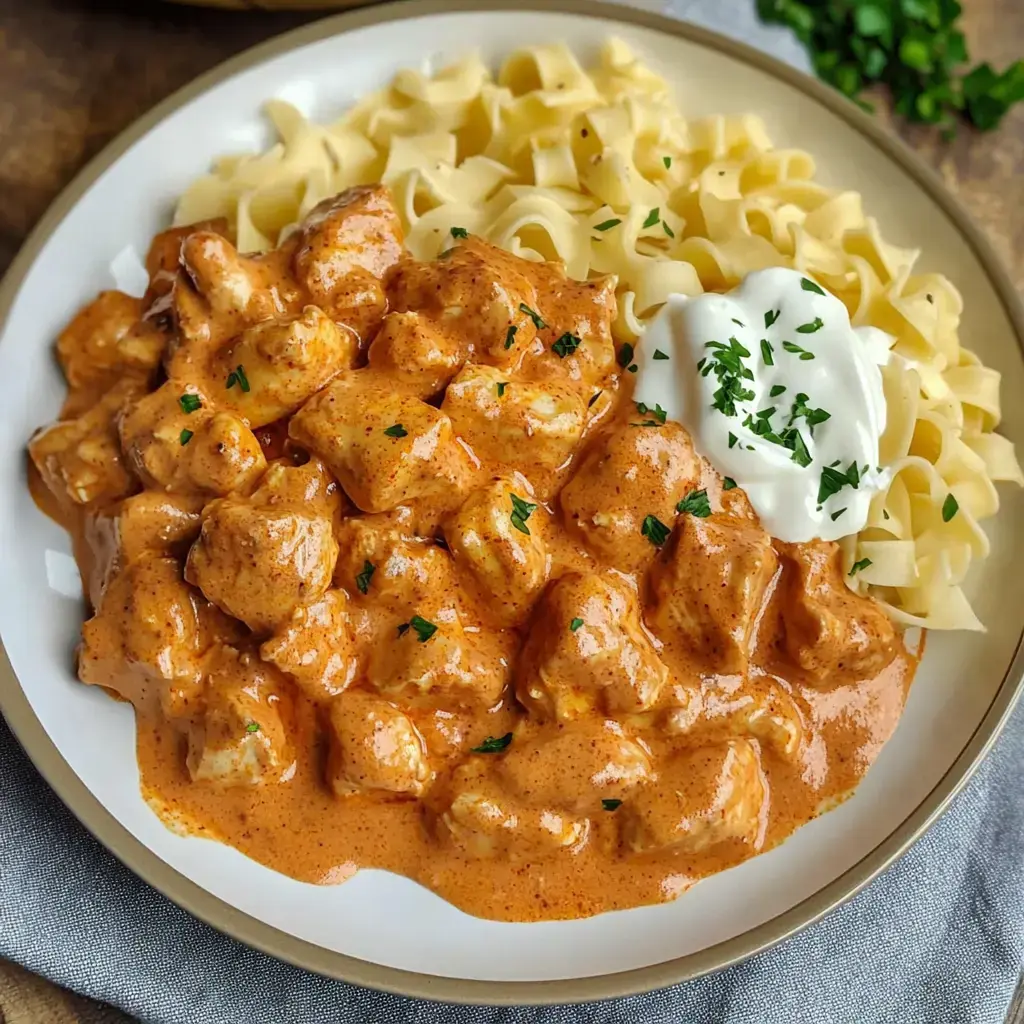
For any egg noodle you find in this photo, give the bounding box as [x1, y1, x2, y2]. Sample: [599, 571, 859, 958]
[175, 39, 1022, 631]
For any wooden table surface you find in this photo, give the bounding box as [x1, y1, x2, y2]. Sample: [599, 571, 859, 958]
[0, 0, 1022, 1021]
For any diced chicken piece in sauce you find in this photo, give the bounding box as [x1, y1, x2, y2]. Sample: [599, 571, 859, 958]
[560, 423, 700, 573]
[444, 476, 550, 628]
[388, 237, 541, 371]
[79, 554, 206, 717]
[119, 380, 267, 495]
[779, 540, 898, 681]
[83, 491, 205, 610]
[440, 760, 589, 859]
[517, 572, 669, 720]
[293, 186, 404, 338]
[326, 689, 431, 798]
[143, 218, 229, 310]
[622, 740, 767, 855]
[56, 290, 164, 391]
[648, 513, 778, 676]
[497, 719, 652, 813]
[289, 373, 475, 515]
[29, 379, 142, 510]
[261, 590, 357, 703]
[366, 311, 464, 399]
[213, 306, 358, 428]
[442, 364, 586, 486]
[186, 460, 340, 634]
[186, 644, 295, 788]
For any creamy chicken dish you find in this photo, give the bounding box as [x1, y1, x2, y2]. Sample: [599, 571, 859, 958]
[29, 184, 919, 921]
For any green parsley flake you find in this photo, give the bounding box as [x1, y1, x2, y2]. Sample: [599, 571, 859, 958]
[641, 514, 671, 547]
[472, 733, 513, 754]
[383, 423, 408, 438]
[552, 332, 582, 358]
[617, 343, 634, 368]
[450, 226, 469, 238]
[510, 493, 538, 535]
[831, 508, 847, 522]
[519, 303, 546, 330]
[769, 384, 787, 398]
[848, 558, 873, 577]
[635, 401, 667, 425]
[677, 488, 711, 517]
[643, 207, 660, 228]
[662, 221, 675, 238]
[399, 615, 438, 643]
[796, 317, 824, 334]
[355, 560, 375, 595]
[225, 365, 250, 393]
[705, 337, 755, 416]
[179, 393, 201, 414]
[570, 617, 584, 632]
[496, 382, 509, 397]
[801, 278, 826, 296]
[179, 428, 193, 446]
[942, 493, 959, 522]
[245, 722, 260, 734]
[761, 339, 775, 366]
[723, 477, 738, 491]
[602, 799, 622, 811]
[653, 349, 669, 360]
[504, 324, 518, 350]
[817, 462, 861, 505]
[782, 340, 815, 360]
[627, 364, 638, 373]
[662, 156, 672, 169]
[594, 218, 622, 232]
[732, 318, 746, 328]
[588, 391, 602, 408]
[728, 432, 738, 449]
[765, 309, 780, 329]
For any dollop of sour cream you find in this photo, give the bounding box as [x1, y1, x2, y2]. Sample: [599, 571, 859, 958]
[634, 267, 890, 543]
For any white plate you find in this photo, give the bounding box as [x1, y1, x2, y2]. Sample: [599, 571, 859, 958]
[1, 0, 1022, 1004]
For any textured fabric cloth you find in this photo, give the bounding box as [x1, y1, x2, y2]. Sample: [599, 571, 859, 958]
[1, 3, 1023, 1023]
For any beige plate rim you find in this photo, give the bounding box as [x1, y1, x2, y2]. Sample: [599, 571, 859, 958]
[1, 0, 1023, 1006]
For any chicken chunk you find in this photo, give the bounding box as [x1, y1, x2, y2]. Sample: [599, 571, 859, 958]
[293, 186, 403, 338]
[289, 373, 475, 515]
[29, 379, 142, 510]
[443, 475, 550, 628]
[260, 590, 357, 703]
[366, 311, 464, 398]
[497, 719, 652, 812]
[516, 572, 669, 720]
[560, 423, 700, 573]
[186, 644, 295, 788]
[779, 540, 898, 681]
[622, 740, 767, 855]
[442, 364, 586, 488]
[212, 306, 358, 428]
[83, 491, 204, 610]
[326, 689, 431, 798]
[78, 554, 206, 717]
[439, 760, 589, 859]
[143, 218, 229, 310]
[648, 513, 778, 676]
[118, 380, 267, 495]
[56, 290, 164, 392]
[186, 461, 340, 633]
[388, 237, 541, 372]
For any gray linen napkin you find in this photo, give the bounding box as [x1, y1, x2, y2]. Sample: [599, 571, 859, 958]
[2, 2, 1023, 1021]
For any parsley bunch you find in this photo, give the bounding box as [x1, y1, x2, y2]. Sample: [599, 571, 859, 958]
[757, 0, 1024, 134]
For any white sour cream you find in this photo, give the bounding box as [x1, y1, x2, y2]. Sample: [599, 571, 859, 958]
[634, 267, 890, 543]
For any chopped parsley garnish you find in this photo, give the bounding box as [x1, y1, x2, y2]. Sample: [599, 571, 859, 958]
[796, 317, 824, 334]
[942, 493, 959, 522]
[594, 218, 622, 232]
[849, 558, 873, 577]
[728, 432, 738, 449]
[662, 221, 675, 238]
[450, 226, 469, 238]
[510, 493, 537, 535]
[399, 615, 437, 643]
[782, 340, 815, 360]
[570, 617, 584, 632]
[677, 488, 711, 518]
[788, 392, 831, 435]
[801, 278, 826, 296]
[588, 391, 602, 408]
[641, 514, 671, 546]
[179, 428, 193, 446]
[617, 343, 634, 368]
[496, 382, 509, 397]
[519, 303, 546, 330]
[627, 364, 638, 373]
[602, 798, 622, 811]
[552, 332, 582, 358]
[817, 461, 862, 505]
[732, 318, 745, 328]
[786, 429, 813, 467]
[635, 401, 667, 425]
[831, 508, 847, 521]
[225, 365, 250, 393]
[643, 207, 660, 228]
[383, 423, 408, 438]
[355, 560, 375, 595]
[723, 477, 738, 491]
[705, 337, 755, 416]
[663, 155, 672, 169]
[245, 722, 260, 734]
[883, 509, 891, 521]
[761, 339, 774, 366]
[472, 733, 513, 754]
[769, 384, 787, 398]
[653, 349, 669, 360]
[764, 309, 780, 329]
[179, 393, 201, 414]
